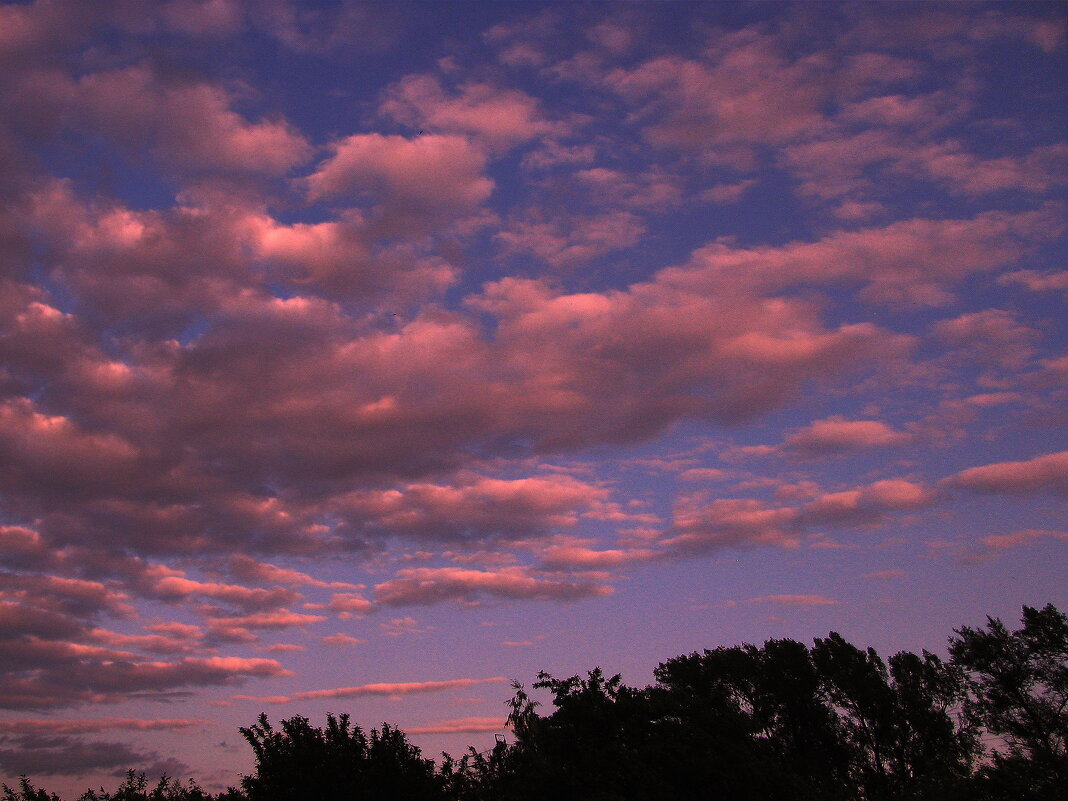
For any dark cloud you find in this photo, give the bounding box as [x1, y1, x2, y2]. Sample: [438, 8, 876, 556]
[0, 733, 186, 777]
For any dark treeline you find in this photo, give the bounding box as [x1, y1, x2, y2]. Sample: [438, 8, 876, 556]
[5, 604, 1066, 801]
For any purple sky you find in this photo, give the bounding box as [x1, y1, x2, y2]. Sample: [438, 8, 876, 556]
[1, 0, 1066, 793]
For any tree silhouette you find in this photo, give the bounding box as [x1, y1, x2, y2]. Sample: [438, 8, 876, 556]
[239, 713, 441, 801]
[949, 603, 1068, 799]
[812, 633, 976, 800]
[2, 777, 60, 801]
[4, 604, 1065, 801]
[654, 640, 850, 800]
[78, 772, 216, 801]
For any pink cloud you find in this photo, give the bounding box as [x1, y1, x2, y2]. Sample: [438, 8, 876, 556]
[0, 649, 292, 710]
[495, 210, 645, 270]
[0, 717, 209, 735]
[0, 1, 85, 57]
[380, 74, 563, 152]
[701, 179, 757, 204]
[293, 677, 507, 702]
[151, 575, 299, 610]
[998, 269, 1068, 293]
[680, 210, 1057, 308]
[837, 91, 969, 131]
[321, 633, 365, 647]
[831, 200, 887, 222]
[176, 656, 290, 675]
[777, 69, 1065, 203]
[779, 417, 911, 456]
[406, 717, 507, 734]
[0, 5, 1063, 740]
[904, 142, 1068, 197]
[228, 555, 359, 590]
[780, 130, 933, 204]
[572, 168, 684, 210]
[379, 616, 429, 637]
[75, 64, 311, 175]
[250, 0, 403, 54]
[980, 529, 1068, 550]
[469, 273, 910, 444]
[605, 32, 829, 162]
[934, 309, 1039, 370]
[88, 627, 202, 656]
[482, 10, 559, 69]
[801, 479, 936, 525]
[324, 593, 375, 616]
[661, 497, 800, 554]
[9, 179, 1000, 572]
[374, 566, 613, 606]
[248, 211, 457, 301]
[838, 53, 923, 92]
[678, 468, 729, 482]
[231, 694, 292, 705]
[17, 191, 254, 333]
[145, 621, 203, 639]
[335, 474, 607, 542]
[160, 0, 245, 37]
[520, 140, 597, 171]
[660, 477, 935, 555]
[538, 545, 658, 570]
[964, 10, 1067, 52]
[304, 133, 493, 233]
[0, 526, 48, 565]
[944, 451, 1068, 495]
[203, 609, 326, 642]
[743, 594, 840, 607]
[0, 398, 142, 496]
[0, 573, 130, 619]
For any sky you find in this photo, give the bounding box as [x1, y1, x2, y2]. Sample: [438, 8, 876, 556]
[0, 0, 1066, 793]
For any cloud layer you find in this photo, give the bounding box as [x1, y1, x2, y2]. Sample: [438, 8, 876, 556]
[0, 0, 1064, 789]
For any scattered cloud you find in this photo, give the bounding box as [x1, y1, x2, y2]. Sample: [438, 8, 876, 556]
[293, 677, 508, 702]
[660, 478, 935, 555]
[778, 417, 911, 457]
[380, 75, 563, 152]
[0, 4, 1063, 783]
[980, 529, 1068, 551]
[0, 718, 210, 735]
[406, 717, 507, 734]
[745, 594, 841, 607]
[943, 451, 1068, 496]
[0, 735, 187, 777]
[321, 633, 365, 647]
[374, 567, 613, 606]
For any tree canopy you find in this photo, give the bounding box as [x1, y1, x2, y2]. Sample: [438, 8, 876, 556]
[5, 604, 1066, 801]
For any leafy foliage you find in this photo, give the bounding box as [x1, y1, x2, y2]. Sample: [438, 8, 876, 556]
[949, 603, 1068, 799]
[2, 777, 61, 801]
[239, 712, 440, 801]
[77, 772, 216, 801]
[2, 773, 217, 801]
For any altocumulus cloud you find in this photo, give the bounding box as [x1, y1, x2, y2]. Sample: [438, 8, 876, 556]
[0, 1, 1064, 787]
